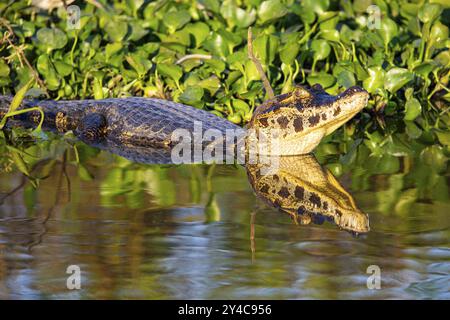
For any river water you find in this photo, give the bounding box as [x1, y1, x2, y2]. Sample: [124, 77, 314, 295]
[0, 137, 448, 299]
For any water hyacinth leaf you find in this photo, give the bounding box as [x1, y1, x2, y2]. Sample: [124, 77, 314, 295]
[353, 0, 373, 13]
[384, 68, 414, 93]
[298, 8, 316, 25]
[435, 131, 450, 147]
[220, 0, 256, 28]
[320, 30, 340, 42]
[404, 98, 422, 121]
[336, 70, 356, 88]
[404, 121, 422, 139]
[258, 0, 288, 24]
[429, 22, 449, 47]
[128, 20, 149, 41]
[105, 20, 128, 42]
[198, 77, 221, 96]
[37, 54, 60, 90]
[53, 61, 73, 77]
[179, 86, 204, 105]
[245, 59, 261, 82]
[232, 99, 250, 115]
[163, 10, 191, 33]
[0, 59, 10, 77]
[157, 63, 182, 84]
[126, 53, 152, 78]
[124, 0, 145, 15]
[311, 39, 331, 61]
[184, 23, 210, 47]
[363, 66, 385, 93]
[302, 0, 329, 15]
[414, 61, 438, 78]
[280, 43, 300, 65]
[253, 34, 279, 66]
[105, 43, 123, 60]
[378, 17, 398, 47]
[418, 3, 442, 24]
[203, 33, 230, 58]
[307, 72, 336, 88]
[36, 28, 67, 52]
[227, 111, 242, 124]
[204, 58, 226, 75]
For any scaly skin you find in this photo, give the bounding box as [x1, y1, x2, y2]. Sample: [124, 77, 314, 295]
[246, 154, 370, 234]
[0, 84, 369, 155]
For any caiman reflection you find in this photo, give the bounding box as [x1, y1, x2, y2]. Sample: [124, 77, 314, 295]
[246, 154, 370, 234]
[86, 142, 369, 234]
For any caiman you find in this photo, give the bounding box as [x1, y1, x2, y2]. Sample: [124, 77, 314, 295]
[246, 154, 370, 234]
[0, 84, 369, 156]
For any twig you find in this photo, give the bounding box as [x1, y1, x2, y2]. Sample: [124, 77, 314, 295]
[250, 211, 256, 263]
[247, 27, 274, 99]
[0, 19, 49, 97]
[176, 54, 212, 65]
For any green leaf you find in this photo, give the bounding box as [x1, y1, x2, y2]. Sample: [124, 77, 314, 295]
[53, 61, 73, 77]
[363, 66, 385, 93]
[105, 43, 123, 60]
[336, 70, 356, 88]
[302, 0, 329, 16]
[253, 34, 280, 66]
[307, 72, 336, 88]
[384, 67, 414, 93]
[429, 21, 449, 47]
[36, 28, 68, 51]
[404, 98, 422, 121]
[37, 54, 60, 90]
[0, 59, 10, 77]
[184, 22, 210, 47]
[311, 39, 331, 61]
[418, 3, 442, 24]
[157, 63, 183, 83]
[8, 78, 35, 114]
[435, 131, 450, 147]
[258, 0, 288, 24]
[105, 20, 128, 42]
[405, 121, 422, 139]
[220, 0, 256, 28]
[179, 86, 204, 105]
[280, 43, 300, 65]
[378, 17, 398, 47]
[125, 53, 152, 78]
[413, 61, 438, 78]
[198, 76, 221, 96]
[163, 10, 191, 33]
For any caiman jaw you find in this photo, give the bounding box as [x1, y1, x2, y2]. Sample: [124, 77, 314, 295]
[320, 86, 369, 136]
[248, 85, 369, 155]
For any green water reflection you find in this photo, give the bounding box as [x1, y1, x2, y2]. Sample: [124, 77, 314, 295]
[0, 133, 448, 299]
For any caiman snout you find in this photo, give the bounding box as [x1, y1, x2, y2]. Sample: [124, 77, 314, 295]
[338, 86, 370, 114]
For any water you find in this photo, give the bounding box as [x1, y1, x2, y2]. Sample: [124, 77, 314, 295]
[0, 138, 449, 299]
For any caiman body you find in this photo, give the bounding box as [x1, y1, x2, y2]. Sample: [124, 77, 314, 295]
[0, 84, 369, 155]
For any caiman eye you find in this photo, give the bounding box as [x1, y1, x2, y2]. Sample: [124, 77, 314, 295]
[312, 84, 323, 91]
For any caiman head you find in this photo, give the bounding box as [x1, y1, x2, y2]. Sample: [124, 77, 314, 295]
[246, 154, 370, 234]
[248, 84, 369, 155]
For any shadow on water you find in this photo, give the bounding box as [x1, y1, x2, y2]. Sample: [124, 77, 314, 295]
[0, 134, 448, 299]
